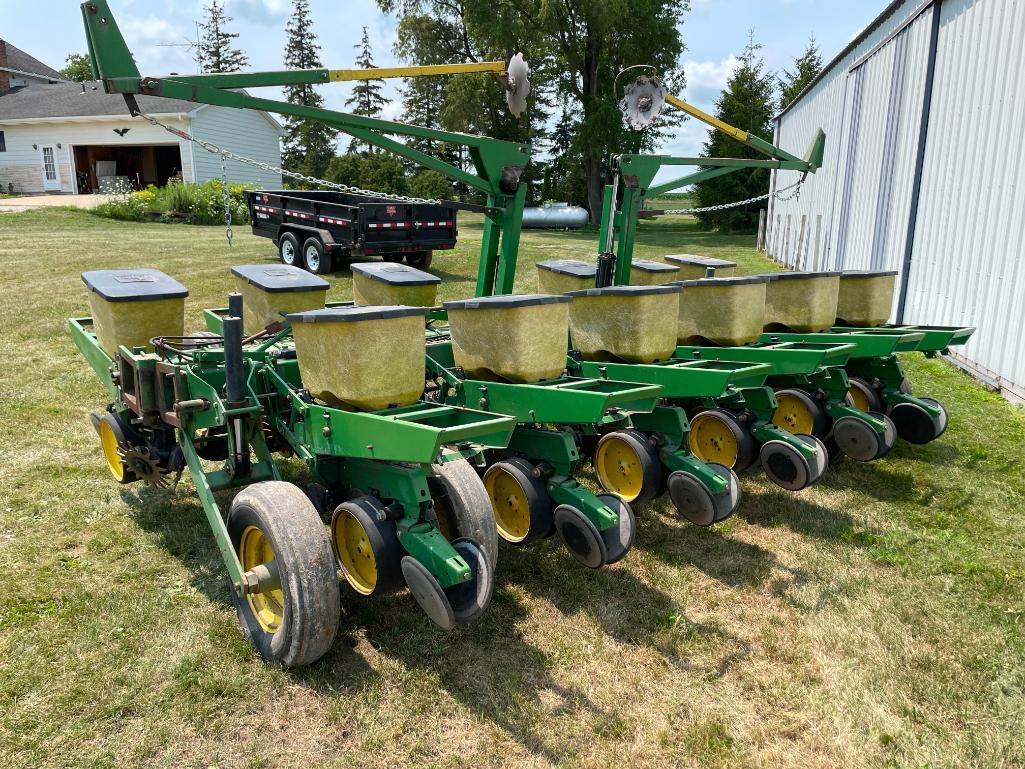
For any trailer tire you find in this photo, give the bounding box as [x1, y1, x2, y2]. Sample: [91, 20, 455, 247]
[427, 459, 498, 569]
[302, 237, 332, 274]
[278, 232, 301, 267]
[228, 481, 340, 668]
[406, 251, 433, 270]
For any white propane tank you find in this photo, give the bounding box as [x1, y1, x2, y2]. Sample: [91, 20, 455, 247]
[521, 202, 590, 229]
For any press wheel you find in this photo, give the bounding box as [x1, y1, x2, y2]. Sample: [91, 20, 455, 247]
[553, 505, 607, 569]
[331, 495, 402, 597]
[483, 458, 553, 544]
[401, 556, 455, 631]
[594, 429, 663, 504]
[688, 409, 757, 472]
[759, 437, 824, 492]
[444, 538, 494, 624]
[831, 415, 885, 462]
[596, 494, 635, 565]
[890, 400, 945, 444]
[227, 481, 340, 667]
[772, 389, 829, 438]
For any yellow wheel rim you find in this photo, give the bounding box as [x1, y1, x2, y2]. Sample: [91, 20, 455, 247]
[485, 466, 532, 542]
[239, 525, 285, 633]
[595, 435, 645, 502]
[772, 392, 816, 434]
[333, 509, 378, 596]
[689, 414, 739, 467]
[99, 419, 125, 482]
[848, 384, 872, 412]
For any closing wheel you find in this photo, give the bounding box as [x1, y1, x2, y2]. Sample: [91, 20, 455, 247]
[707, 462, 742, 523]
[483, 458, 553, 545]
[444, 537, 495, 624]
[869, 411, 898, 458]
[796, 433, 829, 482]
[401, 556, 455, 631]
[848, 377, 883, 413]
[772, 389, 829, 438]
[594, 429, 663, 503]
[553, 505, 608, 569]
[278, 232, 300, 266]
[688, 409, 757, 472]
[890, 401, 944, 444]
[227, 481, 340, 668]
[331, 495, 402, 597]
[428, 459, 499, 568]
[759, 440, 813, 491]
[96, 412, 138, 484]
[919, 397, 949, 438]
[596, 494, 635, 565]
[831, 415, 885, 462]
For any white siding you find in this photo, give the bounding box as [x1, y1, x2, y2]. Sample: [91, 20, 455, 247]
[0, 115, 192, 193]
[189, 106, 282, 187]
[770, 0, 1025, 403]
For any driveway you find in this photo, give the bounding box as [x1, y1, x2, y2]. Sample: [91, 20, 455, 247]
[0, 194, 112, 212]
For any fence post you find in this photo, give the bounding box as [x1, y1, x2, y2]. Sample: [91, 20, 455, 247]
[756, 209, 767, 252]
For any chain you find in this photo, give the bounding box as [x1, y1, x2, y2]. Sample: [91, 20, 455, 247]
[219, 153, 233, 247]
[135, 112, 443, 205]
[659, 179, 803, 215]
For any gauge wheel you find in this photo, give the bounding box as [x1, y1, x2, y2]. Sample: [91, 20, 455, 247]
[483, 458, 553, 545]
[228, 481, 340, 668]
[847, 377, 883, 413]
[772, 388, 829, 438]
[428, 458, 499, 569]
[594, 429, 663, 504]
[596, 494, 635, 565]
[688, 409, 757, 472]
[331, 495, 403, 597]
[278, 232, 300, 266]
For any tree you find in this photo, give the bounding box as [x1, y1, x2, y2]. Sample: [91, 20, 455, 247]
[281, 0, 336, 183]
[325, 153, 408, 195]
[345, 27, 389, 152]
[198, 0, 249, 74]
[693, 33, 777, 233]
[60, 53, 92, 82]
[409, 170, 453, 199]
[779, 38, 822, 110]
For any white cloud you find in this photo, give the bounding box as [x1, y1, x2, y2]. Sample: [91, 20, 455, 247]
[229, 0, 290, 24]
[122, 16, 196, 73]
[681, 55, 740, 104]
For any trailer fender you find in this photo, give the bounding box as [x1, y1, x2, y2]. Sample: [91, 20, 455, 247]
[276, 224, 337, 248]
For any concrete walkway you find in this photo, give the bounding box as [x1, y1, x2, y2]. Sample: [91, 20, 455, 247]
[0, 194, 112, 212]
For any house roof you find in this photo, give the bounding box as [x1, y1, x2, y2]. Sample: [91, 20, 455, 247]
[0, 81, 200, 121]
[1, 40, 64, 80]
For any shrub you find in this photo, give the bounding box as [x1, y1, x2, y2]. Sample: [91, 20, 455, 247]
[92, 179, 253, 225]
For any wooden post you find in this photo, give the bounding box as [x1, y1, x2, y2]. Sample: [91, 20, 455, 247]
[797, 215, 807, 269]
[813, 214, 822, 271]
[756, 209, 767, 252]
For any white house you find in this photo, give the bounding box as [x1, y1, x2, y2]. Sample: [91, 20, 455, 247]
[0, 41, 283, 195]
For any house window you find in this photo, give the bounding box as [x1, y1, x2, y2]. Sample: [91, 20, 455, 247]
[0, 132, 5, 152]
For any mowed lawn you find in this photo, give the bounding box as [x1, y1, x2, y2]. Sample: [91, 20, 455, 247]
[1, 207, 1024, 769]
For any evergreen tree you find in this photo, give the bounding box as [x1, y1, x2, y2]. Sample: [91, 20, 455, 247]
[779, 37, 822, 109]
[345, 27, 388, 152]
[281, 0, 337, 183]
[694, 33, 778, 233]
[198, 0, 249, 73]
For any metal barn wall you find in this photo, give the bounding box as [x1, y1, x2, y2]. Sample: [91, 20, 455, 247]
[769, 0, 1025, 404]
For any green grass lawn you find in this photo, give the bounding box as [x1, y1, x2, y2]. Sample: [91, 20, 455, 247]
[1, 208, 1023, 768]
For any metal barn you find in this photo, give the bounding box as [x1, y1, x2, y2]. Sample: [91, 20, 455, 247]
[767, 0, 1025, 405]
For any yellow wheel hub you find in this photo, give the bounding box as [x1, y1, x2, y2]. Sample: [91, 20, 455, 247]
[239, 525, 285, 633]
[772, 392, 815, 434]
[333, 510, 378, 596]
[99, 419, 125, 482]
[848, 385, 872, 412]
[485, 466, 531, 542]
[595, 435, 645, 502]
[689, 414, 739, 467]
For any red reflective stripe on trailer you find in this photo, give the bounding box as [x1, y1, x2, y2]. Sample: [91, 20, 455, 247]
[318, 216, 352, 226]
[285, 210, 313, 220]
[414, 221, 454, 228]
[367, 222, 412, 229]
[254, 205, 281, 213]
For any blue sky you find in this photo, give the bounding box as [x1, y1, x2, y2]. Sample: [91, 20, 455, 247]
[1, 0, 884, 180]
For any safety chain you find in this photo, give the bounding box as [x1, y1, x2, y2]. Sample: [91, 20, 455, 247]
[135, 112, 444, 207]
[219, 153, 233, 247]
[659, 179, 803, 215]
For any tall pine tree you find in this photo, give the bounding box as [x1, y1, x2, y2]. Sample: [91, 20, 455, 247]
[198, 0, 248, 73]
[779, 38, 823, 110]
[281, 0, 337, 183]
[694, 33, 777, 233]
[345, 27, 388, 152]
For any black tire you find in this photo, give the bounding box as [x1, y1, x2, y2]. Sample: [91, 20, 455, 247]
[406, 251, 433, 270]
[382, 253, 404, 263]
[772, 388, 830, 438]
[331, 495, 403, 597]
[278, 232, 301, 266]
[596, 494, 635, 565]
[483, 458, 553, 545]
[918, 397, 949, 438]
[302, 237, 332, 274]
[759, 440, 813, 492]
[594, 429, 664, 504]
[553, 504, 607, 569]
[227, 481, 340, 668]
[688, 409, 758, 472]
[445, 538, 494, 624]
[427, 459, 499, 569]
[889, 401, 943, 444]
[848, 377, 884, 413]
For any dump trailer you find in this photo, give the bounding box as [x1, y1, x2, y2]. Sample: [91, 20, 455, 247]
[246, 190, 458, 274]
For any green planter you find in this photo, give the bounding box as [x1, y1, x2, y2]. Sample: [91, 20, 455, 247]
[288, 306, 429, 411]
[567, 285, 681, 363]
[82, 268, 187, 356]
[836, 270, 898, 326]
[444, 294, 572, 383]
[674, 276, 769, 346]
[352, 262, 441, 308]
